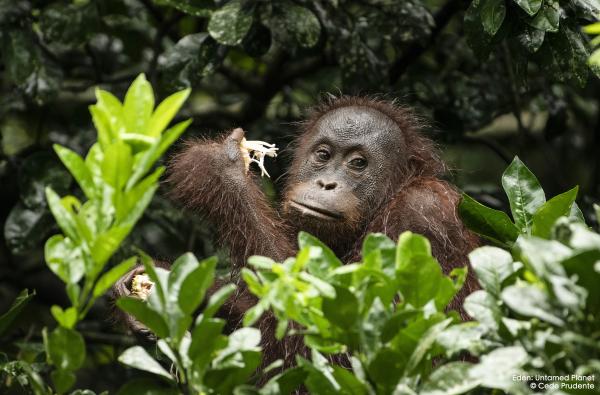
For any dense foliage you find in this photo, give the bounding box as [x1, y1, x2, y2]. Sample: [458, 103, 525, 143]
[1, 0, 600, 394]
[0, 75, 598, 395]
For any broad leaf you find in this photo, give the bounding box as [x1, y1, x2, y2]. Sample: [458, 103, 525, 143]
[50, 306, 78, 329]
[0, 289, 35, 337]
[531, 186, 578, 238]
[464, 290, 501, 331]
[123, 74, 154, 136]
[468, 246, 515, 296]
[501, 284, 564, 326]
[147, 88, 190, 137]
[43, 326, 86, 370]
[53, 145, 95, 199]
[118, 346, 173, 381]
[501, 157, 545, 234]
[93, 256, 137, 297]
[116, 297, 169, 338]
[513, 0, 542, 16]
[421, 362, 479, 395]
[459, 194, 519, 245]
[207, 0, 253, 46]
[480, 0, 506, 36]
[322, 286, 359, 328]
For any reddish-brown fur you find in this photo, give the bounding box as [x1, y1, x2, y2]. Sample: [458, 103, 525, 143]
[114, 96, 479, 371]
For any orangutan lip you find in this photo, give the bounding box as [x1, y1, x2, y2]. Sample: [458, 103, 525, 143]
[290, 200, 342, 220]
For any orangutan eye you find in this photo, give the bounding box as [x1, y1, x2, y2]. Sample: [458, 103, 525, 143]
[349, 157, 367, 169]
[315, 149, 331, 162]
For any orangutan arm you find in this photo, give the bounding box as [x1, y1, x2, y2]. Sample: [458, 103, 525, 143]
[165, 128, 295, 268]
[111, 129, 295, 335]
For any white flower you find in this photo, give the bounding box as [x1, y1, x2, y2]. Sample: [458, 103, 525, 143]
[131, 274, 154, 301]
[240, 137, 279, 178]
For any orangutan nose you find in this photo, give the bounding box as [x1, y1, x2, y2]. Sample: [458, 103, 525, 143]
[316, 179, 338, 190]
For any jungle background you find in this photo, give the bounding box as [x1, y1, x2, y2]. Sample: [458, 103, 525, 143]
[0, 0, 599, 392]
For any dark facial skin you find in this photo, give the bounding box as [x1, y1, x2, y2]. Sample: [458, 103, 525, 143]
[284, 105, 406, 251]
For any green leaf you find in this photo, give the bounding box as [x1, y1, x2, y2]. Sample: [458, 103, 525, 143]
[513, 0, 542, 16]
[562, 250, 600, 314]
[45, 234, 85, 284]
[569, 202, 585, 223]
[468, 246, 515, 297]
[420, 362, 479, 395]
[175, 255, 216, 314]
[53, 145, 95, 199]
[396, 231, 431, 266]
[188, 318, 226, 361]
[396, 240, 456, 310]
[515, 237, 571, 278]
[1, 29, 63, 105]
[322, 286, 359, 328]
[406, 318, 452, 373]
[121, 168, 163, 226]
[243, 299, 267, 327]
[43, 326, 86, 370]
[93, 257, 138, 298]
[0, 115, 36, 156]
[261, 366, 308, 395]
[101, 140, 132, 189]
[95, 89, 125, 136]
[89, 105, 113, 149]
[271, 2, 321, 48]
[364, 349, 404, 388]
[116, 297, 169, 338]
[298, 231, 342, 276]
[459, 194, 519, 245]
[501, 157, 545, 234]
[157, 0, 215, 17]
[158, 33, 220, 91]
[140, 254, 167, 308]
[362, 233, 395, 258]
[242, 269, 263, 296]
[331, 365, 368, 395]
[45, 187, 79, 241]
[118, 346, 174, 381]
[501, 284, 564, 326]
[298, 352, 341, 394]
[464, 290, 501, 331]
[469, 346, 528, 392]
[531, 186, 578, 238]
[546, 26, 589, 86]
[208, 0, 253, 46]
[4, 202, 54, 255]
[123, 74, 154, 136]
[51, 369, 76, 393]
[148, 88, 190, 137]
[480, 0, 506, 36]
[203, 284, 236, 318]
[0, 289, 35, 338]
[464, 0, 493, 59]
[50, 305, 78, 329]
[397, 255, 444, 308]
[90, 226, 132, 271]
[39, 1, 98, 46]
[517, 25, 545, 53]
[247, 255, 276, 270]
[127, 119, 191, 190]
[437, 323, 490, 357]
[527, 1, 560, 32]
